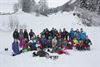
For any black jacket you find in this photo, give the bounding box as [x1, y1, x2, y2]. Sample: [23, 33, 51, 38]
[13, 31, 19, 39]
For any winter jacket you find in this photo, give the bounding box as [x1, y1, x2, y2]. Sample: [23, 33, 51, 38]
[37, 50, 48, 57]
[19, 32, 24, 47]
[69, 31, 75, 40]
[29, 40, 36, 50]
[62, 40, 68, 46]
[13, 31, 19, 39]
[19, 37, 28, 49]
[41, 38, 48, 47]
[29, 32, 35, 39]
[62, 31, 69, 39]
[19, 32, 24, 40]
[52, 39, 57, 48]
[80, 32, 86, 40]
[12, 41, 20, 54]
[24, 31, 29, 41]
[74, 32, 80, 40]
[84, 39, 92, 47]
[73, 38, 79, 46]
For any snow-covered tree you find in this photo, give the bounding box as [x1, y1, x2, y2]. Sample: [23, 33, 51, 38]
[22, 0, 32, 12]
[9, 16, 19, 30]
[38, 0, 48, 13]
[30, 0, 36, 12]
[13, 3, 19, 13]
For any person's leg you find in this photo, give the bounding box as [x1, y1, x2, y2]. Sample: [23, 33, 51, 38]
[33, 52, 38, 57]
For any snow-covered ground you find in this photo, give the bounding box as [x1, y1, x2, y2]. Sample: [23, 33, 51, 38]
[0, 0, 100, 67]
[0, 11, 100, 67]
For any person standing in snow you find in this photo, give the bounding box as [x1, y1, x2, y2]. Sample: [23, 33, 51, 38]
[62, 28, 69, 40]
[74, 29, 80, 41]
[29, 29, 35, 40]
[23, 29, 29, 42]
[69, 28, 75, 41]
[44, 28, 50, 39]
[13, 29, 19, 40]
[79, 28, 86, 41]
[19, 29, 24, 48]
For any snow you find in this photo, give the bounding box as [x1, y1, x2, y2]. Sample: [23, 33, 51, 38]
[0, 0, 18, 13]
[0, 1, 100, 67]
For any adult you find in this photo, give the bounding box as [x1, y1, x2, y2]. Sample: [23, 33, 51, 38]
[12, 39, 22, 56]
[29, 29, 35, 40]
[13, 29, 19, 40]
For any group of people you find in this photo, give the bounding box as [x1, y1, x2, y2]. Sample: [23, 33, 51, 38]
[12, 28, 92, 57]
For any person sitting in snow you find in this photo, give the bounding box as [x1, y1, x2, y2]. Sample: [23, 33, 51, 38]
[33, 46, 48, 57]
[40, 35, 48, 48]
[62, 37, 73, 49]
[46, 36, 52, 48]
[29, 37, 37, 50]
[22, 38, 29, 52]
[12, 39, 22, 56]
[51, 36, 58, 53]
[57, 35, 63, 48]
[33, 46, 59, 60]
[73, 37, 79, 47]
[76, 40, 86, 50]
[84, 36, 92, 50]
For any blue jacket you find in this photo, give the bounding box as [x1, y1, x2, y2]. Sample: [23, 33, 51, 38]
[41, 38, 47, 45]
[12, 42, 20, 54]
[74, 32, 80, 40]
[69, 31, 75, 39]
[80, 32, 86, 40]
